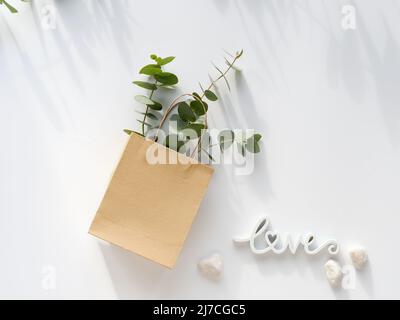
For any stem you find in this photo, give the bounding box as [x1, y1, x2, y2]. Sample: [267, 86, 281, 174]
[142, 81, 157, 135]
[190, 54, 241, 158]
[200, 54, 241, 99]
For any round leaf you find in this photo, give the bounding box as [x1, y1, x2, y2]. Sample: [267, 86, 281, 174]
[178, 102, 196, 122]
[158, 56, 175, 66]
[169, 114, 188, 131]
[245, 136, 261, 153]
[192, 92, 201, 100]
[190, 100, 208, 116]
[218, 130, 234, 150]
[185, 123, 205, 136]
[148, 101, 162, 110]
[205, 90, 218, 101]
[139, 64, 162, 75]
[142, 112, 159, 120]
[154, 72, 179, 85]
[135, 95, 154, 105]
[132, 81, 157, 90]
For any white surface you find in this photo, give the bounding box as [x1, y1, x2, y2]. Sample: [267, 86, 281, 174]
[1, 0, 400, 299]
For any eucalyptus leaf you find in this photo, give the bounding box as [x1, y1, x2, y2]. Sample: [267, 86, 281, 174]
[157, 56, 175, 66]
[123, 129, 144, 137]
[123, 129, 134, 135]
[139, 64, 162, 75]
[136, 110, 162, 120]
[154, 72, 178, 85]
[148, 101, 162, 110]
[186, 123, 205, 136]
[205, 90, 218, 101]
[135, 95, 155, 105]
[192, 92, 201, 100]
[132, 81, 157, 90]
[137, 119, 153, 127]
[190, 100, 208, 116]
[218, 130, 234, 150]
[2, 0, 17, 13]
[178, 102, 196, 122]
[137, 112, 159, 120]
[158, 84, 176, 90]
[245, 136, 261, 153]
[169, 114, 188, 131]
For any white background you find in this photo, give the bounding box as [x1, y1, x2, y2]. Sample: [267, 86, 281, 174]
[1, 0, 399, 299]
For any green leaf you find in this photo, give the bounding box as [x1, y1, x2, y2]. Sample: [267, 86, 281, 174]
[254, 133, 262, 142]
[132, 81, 157, 90]
[192, 92, 201, 100]
[135, 95, 155, 105]
[185, 123, 205, 136]
[218, 130, 234, 150]
[124, 129, 133, 135]
[157, 56, 175, 66]
[245, 136, 261, 153]
[154, 72, 178, 85]
[148, 101, 162, 110]
[204, 90, 218, 101]
[2, 0, 18, 13]
[124, 129, 144, 137]
[136, 111, 160, 120]
[158, 84, 176, 90]
[169, 114, 188, 131]
[146, 112, 159, 120]
[190, 100, 208, 116]
[178, 102, 196, 122]
[136, 119, 153, 127]
[139, 64, 162, 75]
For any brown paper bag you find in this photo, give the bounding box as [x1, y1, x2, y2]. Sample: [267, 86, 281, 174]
[89, 133, 214, 268]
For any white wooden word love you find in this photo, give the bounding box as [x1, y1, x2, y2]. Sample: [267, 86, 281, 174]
[233, 216, 339, 255]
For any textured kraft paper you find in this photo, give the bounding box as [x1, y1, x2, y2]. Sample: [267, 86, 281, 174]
[89, 133, 214, 268]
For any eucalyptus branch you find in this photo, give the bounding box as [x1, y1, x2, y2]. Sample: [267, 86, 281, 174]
[128, 54, 178, 137]
[141, 80, 157, 135]
[126, 50, 262, 159]
[159, 50, 243, 133]
[0, 0, 18, 13]
[0, 0, 29, 13]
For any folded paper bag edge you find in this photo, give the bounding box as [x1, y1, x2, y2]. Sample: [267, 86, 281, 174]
[88, 133, 214, 269]
[89, 215, 177, 269]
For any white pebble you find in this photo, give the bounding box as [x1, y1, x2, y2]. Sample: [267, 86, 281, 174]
[349, 247, 368, 269]
[198, 253, 223, 279]
[324, 259, 342, 287]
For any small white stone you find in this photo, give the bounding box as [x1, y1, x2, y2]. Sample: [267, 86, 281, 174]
[197, 253, 223, 279]
[349, 247, 368, 269]
[324, 259, 342, 287]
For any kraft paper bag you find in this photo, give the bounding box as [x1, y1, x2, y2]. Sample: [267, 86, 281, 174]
[89, 133, 214, 268]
